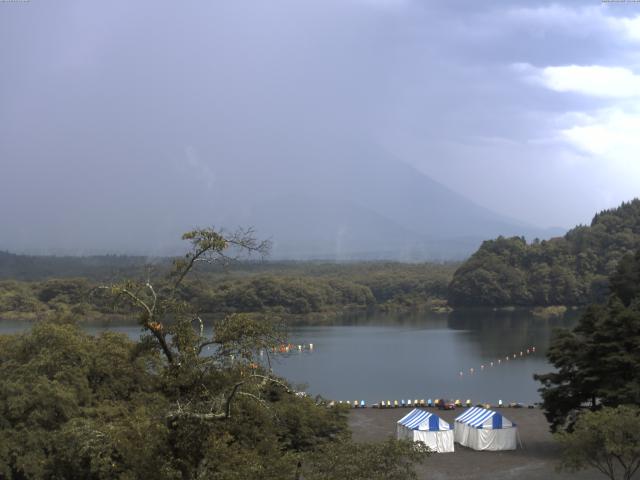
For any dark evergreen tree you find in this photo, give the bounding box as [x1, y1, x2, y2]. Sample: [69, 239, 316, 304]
[535, 248, 640, 431]
[610, 250, 640, 307]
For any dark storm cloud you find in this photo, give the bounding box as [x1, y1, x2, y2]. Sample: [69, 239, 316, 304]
[0, 0, 638, 253]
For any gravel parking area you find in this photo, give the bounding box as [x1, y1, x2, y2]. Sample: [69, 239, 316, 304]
[349, 407, 606, 479]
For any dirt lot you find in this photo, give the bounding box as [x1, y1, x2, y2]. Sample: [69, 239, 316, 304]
[349, 407, 606, 480]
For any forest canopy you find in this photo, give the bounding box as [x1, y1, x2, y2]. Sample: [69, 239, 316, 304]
[448, 199, 640, 307]
[0, 262, 455, 322]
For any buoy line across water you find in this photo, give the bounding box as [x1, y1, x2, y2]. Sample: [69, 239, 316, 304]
[457, 346, 536, 378]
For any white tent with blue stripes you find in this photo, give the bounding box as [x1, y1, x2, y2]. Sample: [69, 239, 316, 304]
[454, 407, 517, 451]
[397, 408, 454, 453]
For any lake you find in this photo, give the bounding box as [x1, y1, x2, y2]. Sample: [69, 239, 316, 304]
[0, 308, 579, 404]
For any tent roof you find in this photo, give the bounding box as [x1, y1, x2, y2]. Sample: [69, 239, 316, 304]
[397, 409, 451, 431]
[455, 407, 514, 429]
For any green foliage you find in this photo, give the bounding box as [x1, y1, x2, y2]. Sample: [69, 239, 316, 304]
[301, 437, 430, 480]
[0, 262, 457, 321]
[213, 314, 285, 360]
[187, 274, 376, 315]
[0, 321, 356, 479]
[535, 248, 640, 431]
[610, 250, 640, 307]
[0, 250, 157, 282]
[0, 228, 428, 479]
[449, 199, 640, 306]
[556, 405, 640, 480]
[0, 322, 174, 479]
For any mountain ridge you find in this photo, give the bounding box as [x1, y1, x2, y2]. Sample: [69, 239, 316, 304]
[211, 140, 562, 260]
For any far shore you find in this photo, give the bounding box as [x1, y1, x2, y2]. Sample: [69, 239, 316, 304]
[0, 303, 583, 326]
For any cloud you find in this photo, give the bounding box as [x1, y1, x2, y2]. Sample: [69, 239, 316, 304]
[562, 107, 640, 155]
[507, 5, 604, 30]
[533, 65, 640, 98]
[507, 4, 640, 43]
[559, 106, 640, 202]
[609, 13, 640, 42]
[511, 57, 640, 208]
[513, 61, 640, 157]
[352, 0, 410, 8]
[3, 0, 640, 252]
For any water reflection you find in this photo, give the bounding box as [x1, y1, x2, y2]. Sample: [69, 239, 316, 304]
[275, 308, 581, 404]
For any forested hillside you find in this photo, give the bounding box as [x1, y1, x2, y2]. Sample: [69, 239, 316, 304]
[448, 199, 640, 307]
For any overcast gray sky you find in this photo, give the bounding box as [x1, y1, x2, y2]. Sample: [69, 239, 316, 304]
[1, 0, 639, 254]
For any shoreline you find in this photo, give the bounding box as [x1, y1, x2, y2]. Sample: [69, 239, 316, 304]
[0, 302, 582, 326]
[0, 303, 450, 325]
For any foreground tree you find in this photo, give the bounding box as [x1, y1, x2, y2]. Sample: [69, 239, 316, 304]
[0, 322, 175, 479]
[557, 406, 640, 480]
[0, 228, 429, 479]
[535, 249, 640, 431]
[301, 438, 429, 480]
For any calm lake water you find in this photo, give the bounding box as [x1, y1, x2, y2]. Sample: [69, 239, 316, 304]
[0, 308, 579, 404]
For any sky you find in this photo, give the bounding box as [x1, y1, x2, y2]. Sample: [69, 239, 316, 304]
[1, 0, 639, 254]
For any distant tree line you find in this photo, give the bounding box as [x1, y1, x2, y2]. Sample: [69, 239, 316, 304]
[0, 263, 455, 321]
[0, 251, 155, 281]
[448, 199, 640, 307]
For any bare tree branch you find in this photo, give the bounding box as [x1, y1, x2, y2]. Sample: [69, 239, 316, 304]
[237, 391, 270, 410]
[98, 285, 174, 364]
[146, 282, 158, 314]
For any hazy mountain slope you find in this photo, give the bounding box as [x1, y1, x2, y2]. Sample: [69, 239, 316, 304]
[0, 133, 560, 259]
[240, 193, 427, 260]
[325, 144, 535, 240]
[206, 138, 560, 259]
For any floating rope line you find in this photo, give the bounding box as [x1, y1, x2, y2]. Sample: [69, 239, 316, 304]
[457, 346, 536, 378]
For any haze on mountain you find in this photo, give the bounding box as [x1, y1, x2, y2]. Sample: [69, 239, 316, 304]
[210, 136, 562, 260]
[1, 1, 638, 259]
